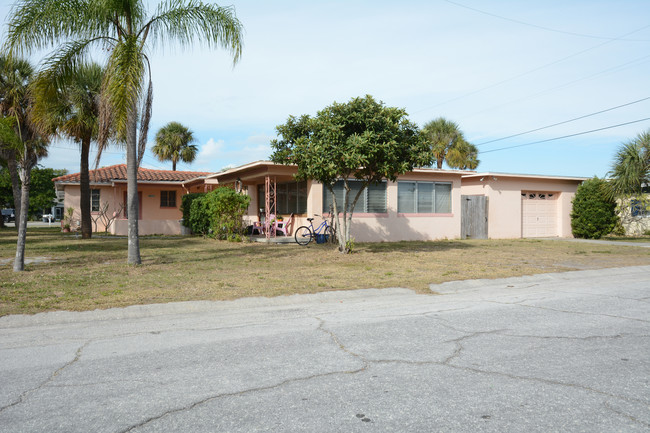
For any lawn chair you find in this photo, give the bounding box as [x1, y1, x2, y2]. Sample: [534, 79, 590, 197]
[274, 213, 293, 236]
[252, 221, 264, 235]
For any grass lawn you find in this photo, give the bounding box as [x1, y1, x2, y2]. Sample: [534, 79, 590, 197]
[1, 227, 649, 316]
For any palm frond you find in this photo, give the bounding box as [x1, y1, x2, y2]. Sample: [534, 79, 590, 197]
[137, 78, 153, 168]
[3, 0, 107, 56]
[145, 0, 243, 64]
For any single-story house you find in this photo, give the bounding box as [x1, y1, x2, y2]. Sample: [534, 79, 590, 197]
[54, 161, 586, 239]
[52, 164, 209, 235]
[207, 161, 586, 241]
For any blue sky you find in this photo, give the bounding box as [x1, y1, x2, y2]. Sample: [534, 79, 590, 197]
[2, 0, 649, 177]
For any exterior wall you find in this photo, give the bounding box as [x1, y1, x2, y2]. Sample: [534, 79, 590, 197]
[461, 177, 580, 239]
[312, 174, 463, 242]
[617, 195, 650, 235]
[61, 183, 186, 235]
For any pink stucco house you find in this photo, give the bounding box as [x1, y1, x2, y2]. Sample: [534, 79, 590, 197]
[54, 161, 586, 239]
[206, 161, 586, 241]
[53, 164, 209, 235]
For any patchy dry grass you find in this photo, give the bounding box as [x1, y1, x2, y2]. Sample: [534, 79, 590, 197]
[1, 227, 649, 316]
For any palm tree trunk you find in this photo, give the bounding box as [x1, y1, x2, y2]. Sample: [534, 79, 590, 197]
[172, 160, 176, 171]
[13, 163, 32, 272]
[6, 152, 22, 225]
[126, 110, 141, 265]
[79, 138, 92, 239]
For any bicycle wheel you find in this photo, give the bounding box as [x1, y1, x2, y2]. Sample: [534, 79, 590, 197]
[325, 225, 336, 244]
[294, 226, 313, 246]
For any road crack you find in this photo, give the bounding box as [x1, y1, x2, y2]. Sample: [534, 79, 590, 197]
[0, 340, 90, 413]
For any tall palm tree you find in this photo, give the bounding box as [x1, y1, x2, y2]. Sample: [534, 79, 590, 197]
[608, 129, 650, 197]
[0, 55, 34, 225]
[32, 62, 104, 239]
[0, 56, 50, 271]
[5, 0, 243, 264]
[152, 121, 198, 171]
[421, 117, 479, 170]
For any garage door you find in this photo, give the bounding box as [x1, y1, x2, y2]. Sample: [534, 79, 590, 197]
[522, 192, 558, 237]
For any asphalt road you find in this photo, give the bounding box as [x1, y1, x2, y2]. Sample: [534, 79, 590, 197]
[1, 266, 649, 432]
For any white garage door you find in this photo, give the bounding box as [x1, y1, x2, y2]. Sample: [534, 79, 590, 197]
[522, 192, 558, 237]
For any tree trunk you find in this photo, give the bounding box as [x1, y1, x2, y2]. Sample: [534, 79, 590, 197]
[172, 160, 176, 171]
[6, 152, 22, 226]
[79, 138, 92, 239]
[13, 163, 32, 272]
[126, 110, 141, 265]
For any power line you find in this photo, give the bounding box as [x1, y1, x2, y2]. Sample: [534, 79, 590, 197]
[476, 96, 650, 146]
[412, 23, 650, 115]
[444, 0, 650, 41]
[462, 54, 650, 123]
[481, 117, 650, 154]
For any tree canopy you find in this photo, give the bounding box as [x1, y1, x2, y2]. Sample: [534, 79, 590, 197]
[271, 95, 432, 253]
[607, 129, 650, 197]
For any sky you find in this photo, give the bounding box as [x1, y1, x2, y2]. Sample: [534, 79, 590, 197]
[2, 0, 649, 177]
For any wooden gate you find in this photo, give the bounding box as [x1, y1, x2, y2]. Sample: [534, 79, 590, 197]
[461, 195, 488, 239]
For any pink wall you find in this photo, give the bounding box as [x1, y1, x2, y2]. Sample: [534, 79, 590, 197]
[460, 176, 581, 238]
[61, 183, 186, 235]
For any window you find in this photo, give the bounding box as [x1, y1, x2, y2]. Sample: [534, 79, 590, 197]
[91, 189, 100, 212]
[322, 180, 387, 213]
[631, 199, 650, 217]
[398, 181, 451, 213]
[258, 181, 307, 214]
[160, 190, 176, 208]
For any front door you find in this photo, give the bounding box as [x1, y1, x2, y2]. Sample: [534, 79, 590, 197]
[461, 195, 488, 239]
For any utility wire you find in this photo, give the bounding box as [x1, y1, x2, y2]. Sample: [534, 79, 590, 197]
[412, 23, 650, 115]
[444, 0, 650, 41]
[476, 96, 650, 146]
[463, 54, 650, 123]
[481, 118, 650, 154]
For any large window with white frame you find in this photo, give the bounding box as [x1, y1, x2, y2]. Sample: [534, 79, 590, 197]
[397, 181, 452, 214]
[322, 180, 387, 213]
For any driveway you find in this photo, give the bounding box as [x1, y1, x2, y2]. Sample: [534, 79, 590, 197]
[0, 265, 648, 432]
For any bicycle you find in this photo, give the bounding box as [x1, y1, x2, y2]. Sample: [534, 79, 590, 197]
[294, 214, 335, 246]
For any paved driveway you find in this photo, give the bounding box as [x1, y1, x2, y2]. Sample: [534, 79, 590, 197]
[1, 266, 648, 432]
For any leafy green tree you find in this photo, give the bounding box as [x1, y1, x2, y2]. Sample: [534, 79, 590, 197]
[5, 0, 243, 264]
[271, 95, 432, 253]
[571, 177, 619, 239]
[28, 167, 67, 215]
[421, 117, 479, 169]
[153, 121, 198, 171]
[31, 62, 104, 239]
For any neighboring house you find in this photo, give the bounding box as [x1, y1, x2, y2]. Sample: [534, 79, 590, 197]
[53, 161, 586, 240]
[206, 161, 586, 241]
[52, 164, 210, 235]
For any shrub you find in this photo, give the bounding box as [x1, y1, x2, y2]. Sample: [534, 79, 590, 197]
[186, 187, 250, 240]
[571, 177, 619, 239]
[180, 193, 203, 225]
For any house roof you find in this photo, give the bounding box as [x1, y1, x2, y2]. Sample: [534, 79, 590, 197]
[52, 164, 212, 184]
[462, 172, 587, 182]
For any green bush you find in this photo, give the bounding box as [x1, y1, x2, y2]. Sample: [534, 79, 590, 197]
[186, 187, 250, 240]
[180, 192, 203, 225]
[571, 177, 619, 239]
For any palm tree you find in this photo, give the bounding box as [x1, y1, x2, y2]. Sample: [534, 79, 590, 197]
[421, 117, 479, 170]
[0, 56, 50, 271]
[5, 0, 243, 264]
[0, 55, 34, 226]
[152, 121, 198, 171]
[32, 62, 104, 239]
[608, 129, 650, 197]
